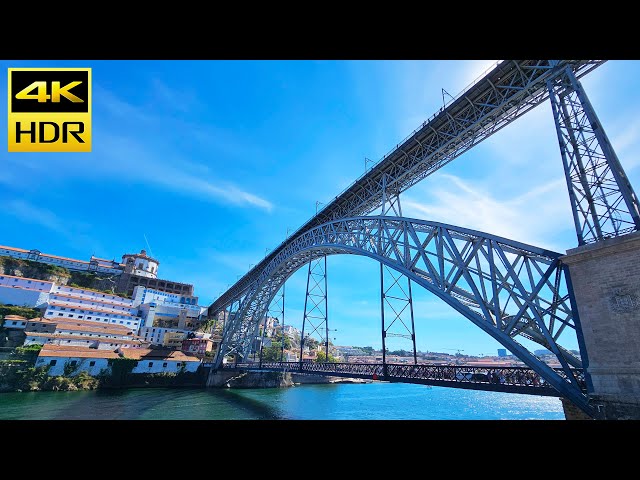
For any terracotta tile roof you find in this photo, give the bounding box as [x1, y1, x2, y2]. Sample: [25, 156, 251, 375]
[50, 322, 135, 336]
[48, 301, 138, 318]
[25, 331, 146, 345]
[120, 348, 200, 362]
[4, 315, 27, 320]
[0, 245, 29, 253]
[0, 273, 53, 284]
[90, 256, 115, 263]
[0, 284, 53, 293]
[39, 345, 120, 359]
[50, 292, 133, 308]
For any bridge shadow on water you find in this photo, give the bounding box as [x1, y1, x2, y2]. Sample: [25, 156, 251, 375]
[44, 387, 285, 420]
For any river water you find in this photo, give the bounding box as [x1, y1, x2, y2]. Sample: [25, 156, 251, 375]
[0, 383, 565, 420]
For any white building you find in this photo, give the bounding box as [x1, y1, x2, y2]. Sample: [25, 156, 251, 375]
[132, 286, 207, 346]
[24, 331, 147, 350]
[52, 285, 135, 309]
[0, 245, 123, 275]
[36, 345, 201, 376]
[132, 285, 199, 307]
[0, 274, 53, 307]
[43, 285, 143, 332]
[122, 250, 159, 279]
[281, 325, 299, 338]
[140, 326, 191, 345]
[123, 348, 201, 373]
[36, 345, 117, 376]
[1, 315, 28, 329]
[23, 315, 147, 350]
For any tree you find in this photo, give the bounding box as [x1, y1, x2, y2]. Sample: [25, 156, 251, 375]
[315, 350, 338, 363]
[271, 333, 292, 350]
[304, 337, 319, 350]
[356, 346, 374, 355]
[260, 342, 284, 362]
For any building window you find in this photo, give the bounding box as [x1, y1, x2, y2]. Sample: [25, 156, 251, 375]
[163, 362, 168, 368]
[49, 360, 57, 366]
[78, 316, 83, 319]
[68, 315, 73, 318]
[58, 313, 63, 316]
[89, 361, 95, 367]
[148, 362, 153, 367]
[87, 316, 92, 319]
[70, 360, 77, 367]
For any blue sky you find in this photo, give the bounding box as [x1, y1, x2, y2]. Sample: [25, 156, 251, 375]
[2, 60, 639, 356]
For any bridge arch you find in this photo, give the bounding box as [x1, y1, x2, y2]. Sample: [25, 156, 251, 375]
[212, 216, 588, 410]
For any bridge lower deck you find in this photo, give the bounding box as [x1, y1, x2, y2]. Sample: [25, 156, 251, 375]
[215, 362, 586, 397]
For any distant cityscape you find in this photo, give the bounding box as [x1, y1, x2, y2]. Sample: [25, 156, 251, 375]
[0, 243, 572, 378]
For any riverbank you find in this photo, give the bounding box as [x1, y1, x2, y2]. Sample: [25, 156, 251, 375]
[0, 363, 206, 393]
[1, 364, 368, 394]
[206, 369, 373, 389]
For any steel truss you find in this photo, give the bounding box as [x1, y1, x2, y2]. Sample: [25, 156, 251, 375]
[212, 216, 592, 414]
[269, 285, 286, 363]
[379, 180, 417, 368]
[547, 65, 640, 245]
[210, 60, 604, 314]
[300, 257, 329, 364]
[226, 361, 586, 397]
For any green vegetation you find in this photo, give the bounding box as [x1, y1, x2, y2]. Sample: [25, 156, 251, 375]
[315, 350, 339, 363]
[389, 349, 412, 357]
[304, 337, 319, 350]
[260, 343, 285, 362]
[103, 357, 138, 385]
[0, 257, 130, 298]
[15, 344, 43, 355]
[68, 271, 99, 288]
[0, 304, 42, 321]
[0, 256, 70, 278]
[354, 346, 375, 355]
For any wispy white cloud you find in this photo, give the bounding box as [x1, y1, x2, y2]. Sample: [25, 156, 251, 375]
[150, 78, 196, 113]
[4, 199, 105, 255]
[402, 173, 574, 252]
[6, 200, 68, 235]
[611, 117, 640, 171]
[89, 85, 274, 212]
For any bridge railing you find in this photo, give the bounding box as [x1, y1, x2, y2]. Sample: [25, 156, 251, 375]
[225, 362, 586, 392]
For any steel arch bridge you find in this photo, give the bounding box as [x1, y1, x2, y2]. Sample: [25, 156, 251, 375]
[206, 60, 640, 418]
[212, 216, 589, 411]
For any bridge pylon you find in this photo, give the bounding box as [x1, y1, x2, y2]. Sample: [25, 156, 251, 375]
[547, 64, 640, 245]
[379, 176, 418, 375]
[549, 64, 640, 419]
[299, 256, 329, 368]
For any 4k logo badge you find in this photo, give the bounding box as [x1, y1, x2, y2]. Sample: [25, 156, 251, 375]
[8, 68, 92, 152]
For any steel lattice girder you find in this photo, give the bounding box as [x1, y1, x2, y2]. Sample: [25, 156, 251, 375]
[547, 66, 640, 245]
[226, 362, 584, 397]
[301, 256, 329, 352]
[210, 60, 604, 315]
[212, 215, 592, 414]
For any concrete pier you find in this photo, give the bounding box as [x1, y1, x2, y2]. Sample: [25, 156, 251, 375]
[562, 231, 640, 419]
